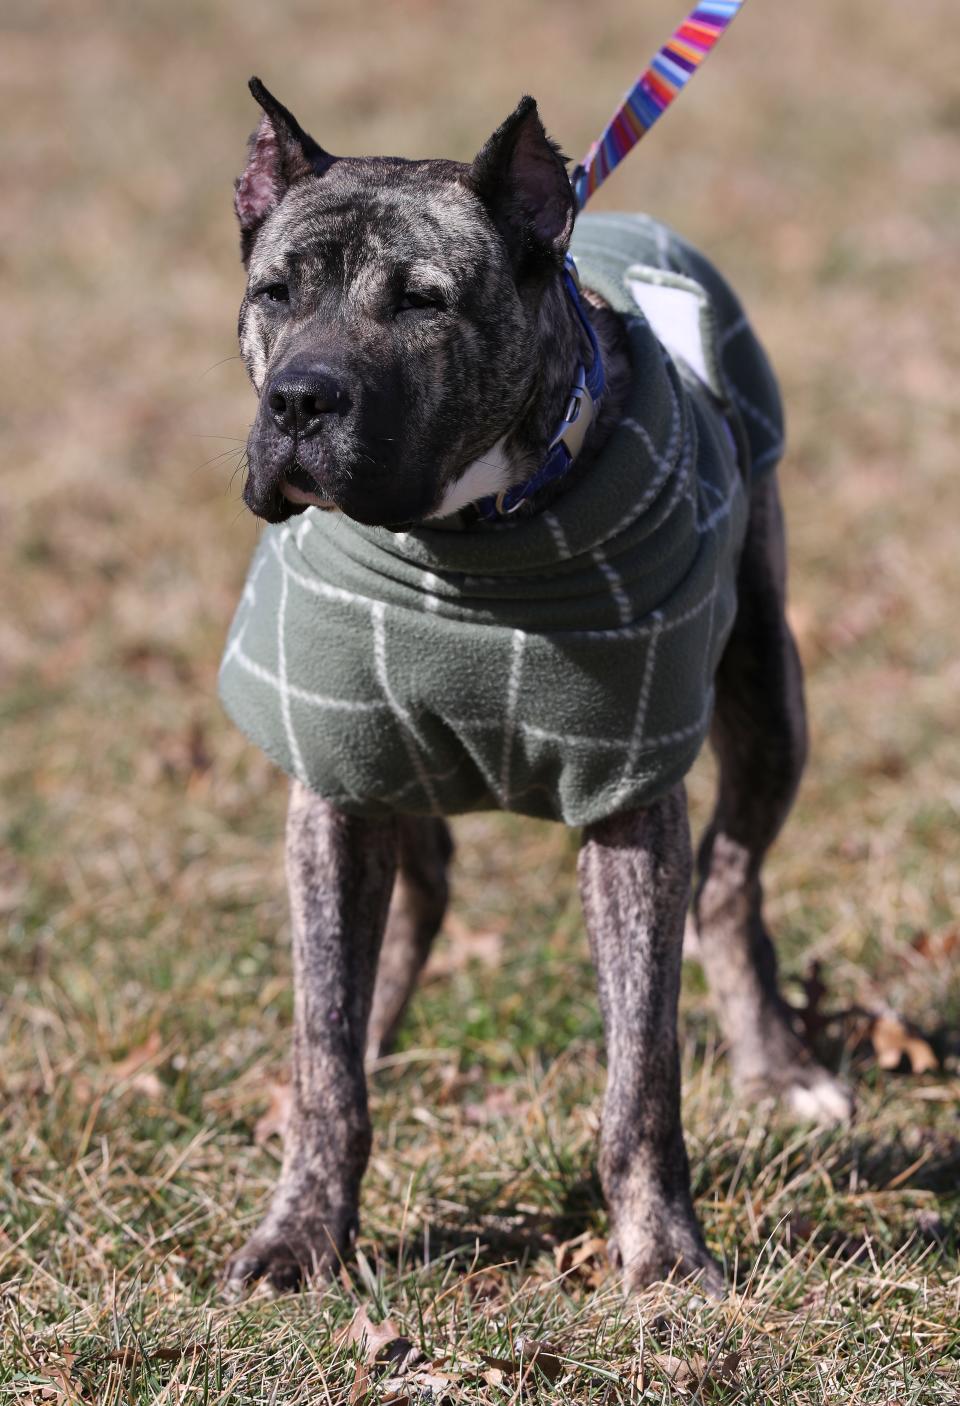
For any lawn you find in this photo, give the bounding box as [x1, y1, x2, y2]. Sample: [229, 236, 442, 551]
[1, 0, 958, 1400]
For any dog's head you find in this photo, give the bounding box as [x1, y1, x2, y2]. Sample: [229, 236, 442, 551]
[234, 79, 575, 528]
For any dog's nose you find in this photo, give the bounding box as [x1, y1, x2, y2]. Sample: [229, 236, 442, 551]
[266, 369, 347, 438]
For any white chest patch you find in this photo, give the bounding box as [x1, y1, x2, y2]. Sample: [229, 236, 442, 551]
[426, 437, 512, 519]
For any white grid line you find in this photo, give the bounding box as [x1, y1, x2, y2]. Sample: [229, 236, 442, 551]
[543, 510, 572, 560]
[732, 386, 782, 444]
[276, 548, 307, 784]
[421, 571, 440, 611]
[696, 475, 741, 535]
[750, 441, 784, 473]
[371, 601, 440, 815]
[499, 629, 526, 806]
[569, 579, 718, 642]
[718, 313, 749, 349]
[613, 609, 664, 806]
[226, 642, 389, 712]
[592, 548, 633, 625]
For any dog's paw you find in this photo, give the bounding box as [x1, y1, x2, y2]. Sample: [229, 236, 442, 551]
[740, 1065, 854, 1127]
[222, 1213, 353, 1300]
[782, 1069, 854, 1126]
[609, 1215, 725, 1299]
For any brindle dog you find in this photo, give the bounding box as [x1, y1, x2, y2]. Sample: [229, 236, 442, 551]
[222, 78, 852, 1299]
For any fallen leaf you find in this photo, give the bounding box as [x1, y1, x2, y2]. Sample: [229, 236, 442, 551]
[479, 1353, 521, 1376]
[104, 1343, 205, 1369]
[643, 1350, 741, 1396]
[554, 1233, 608, 1281]
[340, 1306, 421, 1373]
[383, 1364, 458, 1398]
[870, 1014, 938, 1075]
[253, 1082, 292, 1145]
[39, 1367, 81, 1404]
[348, 1362, 373, 1404]
[109, 1032, 165, 1098]
[515, 1336, 564, 1384]
[911, 926, 960, 963]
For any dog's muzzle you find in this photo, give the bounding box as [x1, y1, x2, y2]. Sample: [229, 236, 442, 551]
[281, 463, 337, 510]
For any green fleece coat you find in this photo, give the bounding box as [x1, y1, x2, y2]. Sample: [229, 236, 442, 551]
[219, 213, 783, 825]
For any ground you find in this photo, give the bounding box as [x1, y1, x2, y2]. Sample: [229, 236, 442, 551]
[1, 0, 959, 1400]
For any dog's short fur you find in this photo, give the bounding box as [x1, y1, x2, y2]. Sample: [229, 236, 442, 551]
[222, 80, 852, 1298]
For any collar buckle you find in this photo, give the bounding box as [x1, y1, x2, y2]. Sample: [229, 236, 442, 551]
[475, 253, 605, 521]
[549, 364, 595, 460]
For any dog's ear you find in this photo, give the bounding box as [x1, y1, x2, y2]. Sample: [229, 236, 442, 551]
[467, 97, 575, 268]
[235, 77, 336, 261]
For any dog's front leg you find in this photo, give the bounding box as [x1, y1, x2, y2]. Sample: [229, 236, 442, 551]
[224, 781, 398, 1296]
[579, 785, 723, 1295]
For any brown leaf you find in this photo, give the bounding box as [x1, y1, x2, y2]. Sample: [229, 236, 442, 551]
[348, 1362, 373, 1404]
[516, 1336, 564, 1384]
[479, 1353, 520, 1376]
[253, 1082, 292, 1146]
[482, 1365, 510, 1387]
[911, 925, 960, 963]
[870, 1014, 938, 1075]
[644, 1350, 741, 1396]
[101, 1343, 205, 1374]
[554, 1233, 608, 1280]
[340, 1306, 420, 1372]
[384, 1365, 457, 1397]
[109, 1032, 165, 1098]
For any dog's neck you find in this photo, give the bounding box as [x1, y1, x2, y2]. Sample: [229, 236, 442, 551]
[430, 270, 630, 521]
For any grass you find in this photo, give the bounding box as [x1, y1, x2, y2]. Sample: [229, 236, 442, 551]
[1, 0, 959, 1399]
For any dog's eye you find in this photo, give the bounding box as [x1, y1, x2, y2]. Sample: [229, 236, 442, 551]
[397, 290, 443, 315]
[255, 282, 290, 304]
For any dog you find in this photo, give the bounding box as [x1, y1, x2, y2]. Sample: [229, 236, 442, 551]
[218, 77, 852, 1298]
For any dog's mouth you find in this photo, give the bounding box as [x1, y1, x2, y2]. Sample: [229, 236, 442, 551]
[281, 463, 338, 511]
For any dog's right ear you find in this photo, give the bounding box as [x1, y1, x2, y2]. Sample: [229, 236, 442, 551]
[235, 77, 336, 262]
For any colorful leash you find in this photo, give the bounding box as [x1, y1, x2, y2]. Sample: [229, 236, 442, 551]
[476, 0, 747, 520]
[572, 0, 747, 208]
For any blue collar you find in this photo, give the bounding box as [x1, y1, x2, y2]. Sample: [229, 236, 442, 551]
[476, 254, 606, 520]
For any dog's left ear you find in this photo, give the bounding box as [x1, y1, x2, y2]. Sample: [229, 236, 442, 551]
[235, 77, 336, 261]
[467, 97, 575, 268]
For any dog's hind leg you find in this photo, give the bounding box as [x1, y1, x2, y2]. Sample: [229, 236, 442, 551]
[695, 472, 852, 1123]
[224, 781, 398, 1296]
[579, 786, 723, 1295]
[366, 817, 453, 1062]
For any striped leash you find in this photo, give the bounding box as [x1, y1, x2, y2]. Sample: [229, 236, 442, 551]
[477, 1, 747, 519]
[572, 0, 747, 209]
